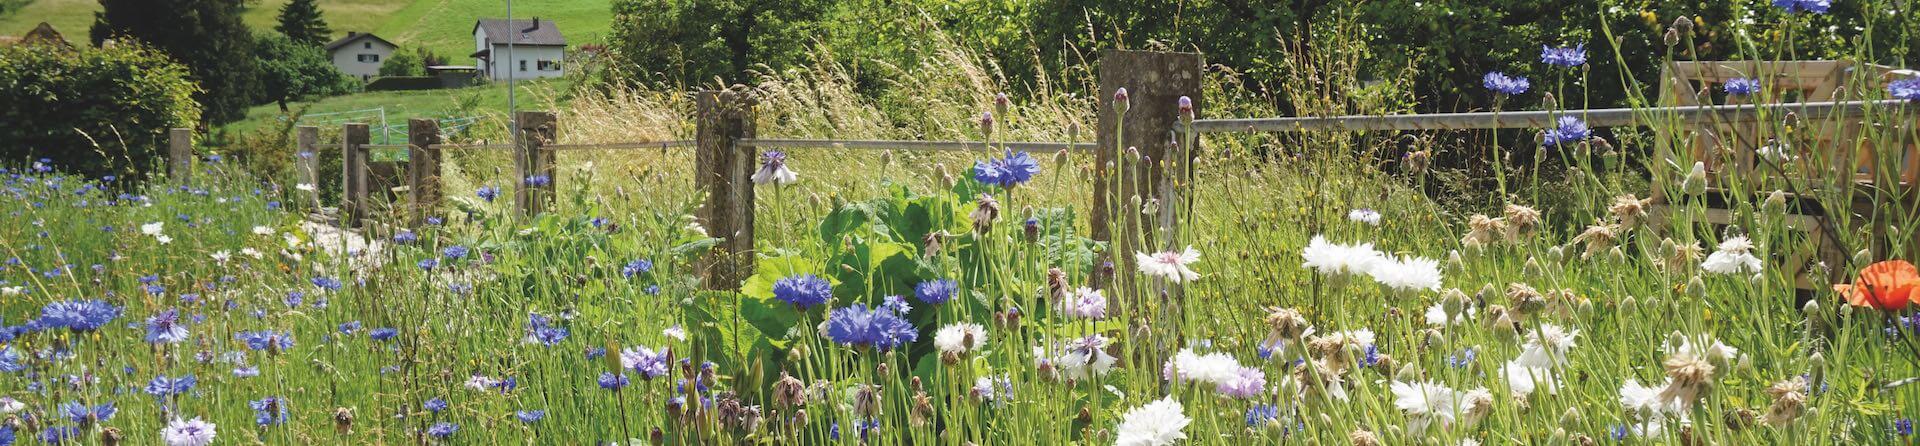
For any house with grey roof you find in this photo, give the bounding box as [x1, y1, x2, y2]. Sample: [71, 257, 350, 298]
[325, 32, 397, 81]
[472, 18, 566, 80]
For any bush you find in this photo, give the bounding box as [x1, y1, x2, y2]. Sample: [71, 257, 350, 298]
[0, 43, 200, 181]
[254, 33, 358, 111]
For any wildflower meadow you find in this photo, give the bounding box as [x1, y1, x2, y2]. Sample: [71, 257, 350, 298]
[5, 2, 1920, 446]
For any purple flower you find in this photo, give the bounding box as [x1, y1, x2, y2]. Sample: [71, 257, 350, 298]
[772, 274, 833, 309]
[442, 245, 469, 260]
[1483, 71, 1531, 95]
[523, 175, 551, 187]
[1540, 44, 1587, 67]
[144, 374, 196, 397]
[393, 231, 418, 243]
[914, 279, 956, 305]
[1724, 78, 1761, 97]
[971, 150, 1042, 188]
[1772, 0, 1830, 13]
[476, 186, 499, 202]
[622, 259, 652, 278]
[251, 396, 288, 426]
[621, 346, 672, 379]
[37, 299, 120, 332]
[1216, 367, 1266, 399]
[424, 397, 448, 413]
[369, 327, 398, 341]
[517, 410, 546, 423]
[1891, 77, 1920, 101]
[820, 303, 918, 350]
[144, 309, 189, 344]
[1541, 116, 1591, 147]
[426, 422, 458, 439]
[310, 276, 342, 291]
[598, 372, 630, 390]
[236, 330, 294, 352]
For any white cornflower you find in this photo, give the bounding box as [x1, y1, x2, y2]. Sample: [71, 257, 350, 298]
[142, 222, 165, 236]
[1041, 334, 1117, 380]
[1513, 323, 1579, 368]
[1667, 335, 1741, 365]
[1425, 302, 1475, 326]
[1391, 380, 1487, 434]
[751, 151, 798, 185]
[1619, 379, 1685, 417]
[1369, 255, 1443, 292]
[1163, 348, 1243, 385]
[162, 417, 217, 446]
[0, 396, 23, 413]
[295, 183, 317, 192]
[240, 247, 264, 259]
[1302, 235, 1386, 276]
[209, 250, 231, 263]
[663, 325, 687, 341]
[1500, 361, 1559, 396]
[933, 323, 988, 356]
[252, 225, 275, 236]
[1114, 397, 1191, 446]
[1701, 236, 1762, 274]
[1348, 208, 1382, 225]
[1059, 287, 1109, 319]
[155, 235, 173, 245]
[1136, 246, 1201, 283]
[464, 374, 501, 391]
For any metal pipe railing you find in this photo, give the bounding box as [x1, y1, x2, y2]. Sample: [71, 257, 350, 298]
[1188, 99, 1911, 133]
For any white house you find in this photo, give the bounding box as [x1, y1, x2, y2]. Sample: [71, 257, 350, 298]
[324, 32, 397, 81]
[472, 18, 566, 80]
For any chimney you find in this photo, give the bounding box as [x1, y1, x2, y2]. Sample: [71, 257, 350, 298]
[348, 31, 358, 37]
[530, 17, 540, 30]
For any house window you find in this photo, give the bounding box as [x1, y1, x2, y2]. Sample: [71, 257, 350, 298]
[519, 60, 527, 71]
[358, 54, 380, 63]
[537, 60, 560, 71]
[363, 42, 372, 49]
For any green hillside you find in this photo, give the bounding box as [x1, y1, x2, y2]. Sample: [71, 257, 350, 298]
[0, 0, 608, 58]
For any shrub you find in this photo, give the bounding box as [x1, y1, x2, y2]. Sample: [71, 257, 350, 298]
[254, 33, 358, 111]
[0, 43, 200, 181]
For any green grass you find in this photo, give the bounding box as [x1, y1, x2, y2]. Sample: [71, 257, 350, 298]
[225, 78, 570, 138]
[0, 0, 608, 58]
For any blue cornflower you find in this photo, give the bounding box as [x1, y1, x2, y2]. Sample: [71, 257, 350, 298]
[524, 313, 568, 346]
[442, 245, 469, 260]
[369, 327, 398, 341]
[1483, 71, 1531, 95]
[914, 279, 956, 305]
[621, 346, 672, 379]
[1540, 44, 1587, 67]
[598, 371, 630, 390]
[1447, 348, 1476, 368]
[585, 347, 607, 359]
[37, 299, 121, 332]
[1, 346, 27, 373]
[1896, 418, 1914, 436]
[236, 330, 295, 352]
[645, 284, 661, 295]
[1361, 344, 1381, 367]
[427, 422, 458, 439]
[524, 175, 551, 187]
[622, 259, 653, 278]
[881, 294, 911, 314]
[144, 309, 189, 344]
[58, 401, 115, 425]
[251, 396, 288, 426]
[418, 258, 439, 271]
[393, 231, 418, 244]
[1724, 78, 1761, 97]
[424, 397, 448, 413]
[311, 276, 343, 291]
[233, 366, 260, 377]
[1541, 116, 1591, 147]
[516, 410, 546, 423]
[284, 291, 304, 308]
[1891, 77, 1920, 101]
[0, 425, 13, 446]
[339, 321, 362, 335]
[772, 274, 833, 309]
[590, 217, 610, 228]
[476, 186, 499, 202]
[971, 150, 1043, 188]
[1772, 0, 1830, 13]
[39, 426, 78, 444]
[821, 303, 918, 350]
[1245, 404, 1280, 427]
[1610, 424, 1630, 440]
[144, 374, 195, 397]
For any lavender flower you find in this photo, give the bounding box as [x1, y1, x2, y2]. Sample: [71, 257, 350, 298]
[621, 346, 672, 379]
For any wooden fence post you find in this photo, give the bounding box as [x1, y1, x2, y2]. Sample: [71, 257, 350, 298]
[341, 123, 370, 227]
[168, 128, 193, 180]
[514, 111, 558, 217]
[695, 88, 757, 291]
[1092, 49, 1203, 289]
[408, 119, 443, 226]
[295, 126, 320, 209]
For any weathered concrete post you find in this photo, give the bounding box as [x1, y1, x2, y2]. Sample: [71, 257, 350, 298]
[295, 126, 321, 208]
[168, 128, 193, 179]
[694, 87, 757, 291]
[407, 119, 443, 226]
[514, 111, 558, 217]
[1092, 49, 1203, 288]
[341, 123, 371, 227]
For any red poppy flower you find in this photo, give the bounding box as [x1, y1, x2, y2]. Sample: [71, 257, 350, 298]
[1835, 260, 1920, 311]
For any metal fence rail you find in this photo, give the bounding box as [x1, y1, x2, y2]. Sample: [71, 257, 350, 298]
[1188, 99, 1911, 133]
[739, 138, 1092, 152]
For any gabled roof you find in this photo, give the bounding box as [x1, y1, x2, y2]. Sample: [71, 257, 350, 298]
[473, 18, 565, 46]
[324, 33, 397, 53]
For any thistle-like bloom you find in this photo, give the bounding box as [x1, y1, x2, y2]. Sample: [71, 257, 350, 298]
[1136, 246, 1201, 283]
[1724, 78, 1761, 97]
[971, 194, 1001, 234]
[1540, 44, 1587, 67]
[819, 303, 917, 350]
[914, 278, 956, 305]
[620, 345, 671, 379]
[1701, 236, 1763, 275]
[1114, 397, 1189, 446]
[972, 150, 1043, 188]
[1058, 287, 1108, 319]
[1541, 116, 1591, 147]
[38, 299, 121, 332]
[1483, 71, 1531, 95]
[751, 151, 798, 185]
[145, 309, 190, 344]
[1771, 0, 1830, 13]
[1891, 77, 1920, 101]
[772, 274, 833, 310]
[162, 417, 216, 446]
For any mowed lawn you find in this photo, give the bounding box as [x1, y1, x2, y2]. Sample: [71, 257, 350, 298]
[225, 78, 570, 137]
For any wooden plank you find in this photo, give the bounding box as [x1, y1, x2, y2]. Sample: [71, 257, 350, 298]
[407, 119, 443, 227]
[341, 123, 371, 227]
[513, 111, 558, 217]
[694, 89, 757, 291]
[295, 126, 320, 208]
[168, 128, 192, 180]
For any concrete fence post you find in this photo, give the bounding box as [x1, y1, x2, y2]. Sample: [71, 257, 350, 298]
[1092, 49, 1204, 289]
[168, 128, 193, 179]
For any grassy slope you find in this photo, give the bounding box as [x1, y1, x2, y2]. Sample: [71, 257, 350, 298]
[1, 0, 608, 59]
[225, 78, 567, 137]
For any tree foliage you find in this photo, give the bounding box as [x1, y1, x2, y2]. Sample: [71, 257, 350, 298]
[274, 0, 331, 47]
[91, 0, 261, 124]
[0, 43, 200, 181]
[379, 47, 426, 77]
[254, 33, 356, 111]
[605, 0, 831, 88]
